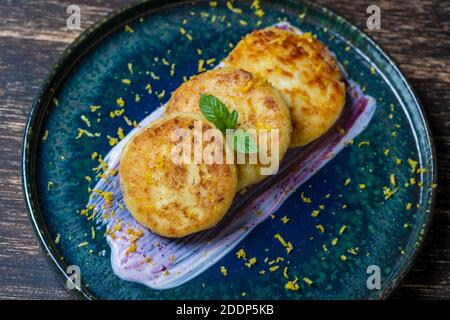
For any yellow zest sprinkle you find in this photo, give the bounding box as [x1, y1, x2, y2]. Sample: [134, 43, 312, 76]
[116, 97, 125, 107]
[186, 33, 193, 41]
[269, 265, 279, 272]
[345, 46, 351, 52]
[359, 184, 366, 190]
[124, 25, 134, 33]
[162, 58, 170, 66]
[85, 176, 91, 182]
[91, 226, 96, 240]
[226, 1, 242, 14]
[198, 59, 206, 72]
[145, 83, 152, 94]
[267, 257, 284, 265]
[127, 63, 133, 74]
[300, 192, 311, 203]
[76, 128, 98, 139]
[370, 66, 376, 75]
[109, 109, 125, 118]
[42, 129, 49, 142]
[47, 181, 54, 190]
[299, 12, 306, 20]
[322, 244, 328, 252]
[52, 98, 59, 106]
[311, 210, 320, 218]
[55, 233, 60, 244]
[245, 257, 257, 268]
[348, 248, 358, 255]
[209, 1, 218, 7]
[156, 90, 166, 99]
[90, 105, 101, 112]
[122, 79, 131, 85]
[315, 224, 325, 233]
[339, 225, 347, 235]
[117, 127, 125, 140]
[259, 270, 265, 275]
[179, 27, 186, 35]
[408, 159, 418, 173]
[281, 216, 290, 224]
[80, 115, 91, 127]
[236, 248, 246, 260]
[341, 255, 348, 261]
[285, 277, 300, 291]
[206, 58, 216, 65]
[390, 173, 396, 187]
[303, 277, 314, 286]
[383, 186, 398, 200]
[197, 48, 202, 55]
[251, 0, 265, 17]
[283, 267, 289, 279]
[239, 20, 248, 26]
[220, 266, 228, 276]
[170, 63, 176, 76]
[150, 72, 160, 80]
[344, 178, 351, 186]
[274, 234, 293, 254]
[410, 177, 416, 185]
[78, 241, 88, 248]
[358, 141, 370, 147]
[332, 237, 338, 246]
[92, 152, 98, 159]
[107, 135, 119, 146]
[396, 157, 402, 165]
[384, 148, 390, 156]
[126, 242, 137, 256]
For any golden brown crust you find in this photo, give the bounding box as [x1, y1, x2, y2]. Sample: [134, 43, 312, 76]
[225, 27, 346, 147]
[166, 67, 292, 190]
[119, 112, 238, 238]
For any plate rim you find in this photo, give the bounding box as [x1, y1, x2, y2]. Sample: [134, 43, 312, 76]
[21, 0, 437, 300]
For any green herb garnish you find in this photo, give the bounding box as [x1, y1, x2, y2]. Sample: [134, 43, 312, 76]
[199, 94, 238, 132]
[199, 94, 257, 154]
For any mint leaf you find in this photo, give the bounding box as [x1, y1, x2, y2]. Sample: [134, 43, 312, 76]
[199, 94, 257, 154]
[199, 94, 237, 133]
[232, 129, 258, 154]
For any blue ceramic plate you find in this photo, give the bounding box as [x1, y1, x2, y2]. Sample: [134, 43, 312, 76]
[23, 0, 436, 299]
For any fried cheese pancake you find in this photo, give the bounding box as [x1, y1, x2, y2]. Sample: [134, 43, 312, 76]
[119, 113, 238, 238]
[225, 26, 346, 147]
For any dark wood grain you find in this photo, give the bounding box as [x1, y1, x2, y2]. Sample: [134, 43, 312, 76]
[0, 0, 449, 300]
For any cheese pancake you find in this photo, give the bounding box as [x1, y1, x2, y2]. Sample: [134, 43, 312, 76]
[166, 67, 292, 190]
[225, 26, 346, 147]
[119, 113, 238, 238]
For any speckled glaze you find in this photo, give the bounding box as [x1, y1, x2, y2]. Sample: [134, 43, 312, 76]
[22, 0, 436, 299]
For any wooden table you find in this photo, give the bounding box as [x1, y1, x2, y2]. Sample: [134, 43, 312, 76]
[0, 0, 449, 299]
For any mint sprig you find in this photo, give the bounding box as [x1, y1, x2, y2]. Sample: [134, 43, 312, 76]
[199, 94, 257, 154]
[199, 94, 238, 133]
